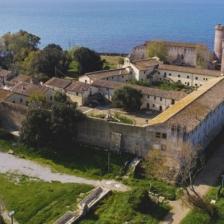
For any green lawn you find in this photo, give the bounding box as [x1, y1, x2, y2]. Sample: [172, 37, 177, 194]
[79, 189, 170, 224]
[0, 174, 92, 224]
[0, 139, 133, 180]
[181, 187, 224, 224]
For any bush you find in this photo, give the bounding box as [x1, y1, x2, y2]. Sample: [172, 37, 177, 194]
[112, 86, 142, 112]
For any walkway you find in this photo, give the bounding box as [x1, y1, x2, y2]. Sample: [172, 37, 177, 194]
[161, 143, 224, 224]
[0, 152, 129, 192]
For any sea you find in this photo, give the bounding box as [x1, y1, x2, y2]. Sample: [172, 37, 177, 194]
[0, 0, 224, 54]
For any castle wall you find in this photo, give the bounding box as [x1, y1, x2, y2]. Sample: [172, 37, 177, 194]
[77, 117, 170, 157]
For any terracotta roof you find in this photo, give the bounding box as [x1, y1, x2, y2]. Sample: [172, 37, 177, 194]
[131, 59, 160, 71]
[159, 64, 221, 77]
[12, 82, 49, 97]
[92, 80, 186, 100]
[65, 81, 90, 93]
[9, 75, 32, 85]
[85, 68, 130, 81]
[45, 77, 72, 89]
[0, 89, 12, 101]
[92, 80, 124, 89]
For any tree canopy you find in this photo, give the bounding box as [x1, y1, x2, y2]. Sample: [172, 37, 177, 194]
[0, 31, 104, 79]
[147, 42, 168, 62]
[112, 86, 143, 112]
[20, 92, 84, 149]
[72, 47, 104, 75]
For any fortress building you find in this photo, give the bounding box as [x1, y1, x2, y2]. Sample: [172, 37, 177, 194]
[2, 25, 224, 181]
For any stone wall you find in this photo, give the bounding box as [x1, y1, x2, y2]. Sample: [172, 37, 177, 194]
[0, 102, 27, 130]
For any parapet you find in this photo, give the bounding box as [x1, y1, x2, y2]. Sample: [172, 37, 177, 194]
[215, 24, 224, 31]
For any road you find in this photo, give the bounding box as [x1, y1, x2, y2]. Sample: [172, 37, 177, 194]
[161, 143, 224, 224]
[0, 152, 129, 192]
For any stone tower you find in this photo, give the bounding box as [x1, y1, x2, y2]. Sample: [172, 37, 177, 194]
[221, 40, 224, 73]
[214, 24, 224, 61]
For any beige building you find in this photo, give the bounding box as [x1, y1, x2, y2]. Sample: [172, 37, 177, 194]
[130, 40, 209, 67]
[91, 79, 186, 111]
[6, 82, 55, 106]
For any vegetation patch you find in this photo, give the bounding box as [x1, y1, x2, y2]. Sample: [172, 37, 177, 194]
[0, 174, 92, 224]
[79, 188, 170, 224]
[0, 139, 133, 179]
[101, 55, 124, 69]
[181, 187, 224, 224]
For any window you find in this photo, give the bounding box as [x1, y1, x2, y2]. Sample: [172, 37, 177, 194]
[50, 96, 53, 101]
[147, 95, 150, 99]
[155, 132, 161, 138]
[195, 77, 198, 80]
[147, 103, 149, 109]
[76, 92, 79, 96]
[171, 99, 175, 105]
[154, 96, 156, 100]
[187, 76, 190, 79]
[20, 98, 23, 103]
[159, 106, 162, 111]
[160, 97, 162, 101]
[169, 73, 172, 76]
[162, 133, 167, 139]
[158, 72, 160, 75]
[153, 104, 155, 107]
[164, 73, 166, 78]
[178, 74, 181, 78]
[164, 72, 167, 76]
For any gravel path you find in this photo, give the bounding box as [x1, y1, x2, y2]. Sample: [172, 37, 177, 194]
[0, 152, 129, 192]
[161, 143, 224, 224]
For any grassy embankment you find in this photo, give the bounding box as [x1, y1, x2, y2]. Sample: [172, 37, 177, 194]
[181, 187, 224, 224]
[0, 174, 92, 224]
[0, 134, 178, 224]
[79, 189, 170, 224]
[0, 138, 178, 200]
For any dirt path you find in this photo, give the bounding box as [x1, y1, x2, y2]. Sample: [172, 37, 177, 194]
[0, 152, 129, 192]
[161, 143, 224, 224]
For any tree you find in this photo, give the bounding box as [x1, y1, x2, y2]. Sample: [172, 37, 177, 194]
[1, 30, 40, 65]
[20, 92, 85, 150]
[177, 142, 216, 217]
[38, 44, 69, 76]
[112, 86, 142, 111]
[144, 148, 170, 180]
[50, 93, 84, 149]
[21, 51, 41, 75]
[72, 47, 103, 75]
[20, 109, 51, 147]
[147, 41, 168, 62]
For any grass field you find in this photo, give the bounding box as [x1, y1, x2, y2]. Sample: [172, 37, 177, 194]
[181, 187, 224, 224]
[0, 174, 92, 224]
[101, 55, 124, 69]
[79, 189, 170, 224]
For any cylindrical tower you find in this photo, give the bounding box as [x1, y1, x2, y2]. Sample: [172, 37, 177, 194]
[214, 24, 224, 61]
[221, 40, 224, 73]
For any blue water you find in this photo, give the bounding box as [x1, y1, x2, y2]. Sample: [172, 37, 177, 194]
[0, 0, 224, 53]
